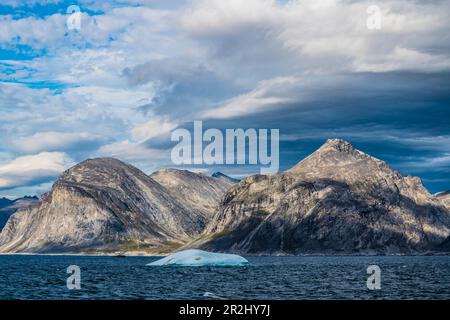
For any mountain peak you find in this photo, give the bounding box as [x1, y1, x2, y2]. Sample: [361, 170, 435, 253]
[58, 157, 149, 188]
[287, 138, 401, 183]
[288, 138, 366, 173]
[320, 138, 355, 153]
[73, 157, 129, 169]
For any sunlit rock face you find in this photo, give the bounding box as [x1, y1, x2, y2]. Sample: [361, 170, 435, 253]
[151, 168, 234, 221]
[0, 159, 232, 254]
[147, 249, 248, 266]
[193, 139, 450, 255]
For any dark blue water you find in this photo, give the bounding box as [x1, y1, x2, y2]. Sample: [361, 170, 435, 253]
[0, 255, 449, 300]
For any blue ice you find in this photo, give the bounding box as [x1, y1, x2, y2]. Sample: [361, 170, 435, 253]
[147, 249, 249, 267]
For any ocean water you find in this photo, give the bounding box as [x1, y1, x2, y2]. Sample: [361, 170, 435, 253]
[0, 255, 449, 300]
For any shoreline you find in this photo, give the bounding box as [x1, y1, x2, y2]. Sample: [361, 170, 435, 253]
[0, 252, 449, 258]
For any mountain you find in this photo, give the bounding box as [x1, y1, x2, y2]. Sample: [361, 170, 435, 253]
[436, 191, 450, 207]
[192, 139, 450, 255]
[151, 169, 233, 220]
[0, 198, 12, 207]
[0, 159, 231, 254]
[2, 140, 449, 256]
[0, 196, 38, 231]
[211, 172, 241, 184]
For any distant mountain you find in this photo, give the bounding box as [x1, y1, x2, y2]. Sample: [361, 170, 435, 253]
[151, 168, 233, 220]
[0, 198, 12, 207]
[211, 172, 241, 184]
[435, 191, 450, 207]
[192, 139, 450, 255]
[0, 159, 231, 254]
[0, 196, 38, 231]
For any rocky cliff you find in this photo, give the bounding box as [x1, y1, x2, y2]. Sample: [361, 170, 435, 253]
[192, 139, 450, 255]
[151, 168, 234, 221]
[0, 159, 231, 254]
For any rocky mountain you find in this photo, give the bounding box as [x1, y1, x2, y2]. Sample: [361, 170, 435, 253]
[151, 169, 233, 221]
[0, 198, 12, 207]
[1, 140, 449, 256]
[436, 191, 450, 208]
[0, 159, 231, 254]
[192, 139, 450, 255]
[211, 172, 241, 184]
[0, 196, 38, 231]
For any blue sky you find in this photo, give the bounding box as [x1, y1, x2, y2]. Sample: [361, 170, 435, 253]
[0, 0, 449, 198]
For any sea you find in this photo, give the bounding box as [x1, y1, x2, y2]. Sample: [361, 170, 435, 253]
[0, 255, 449, 300]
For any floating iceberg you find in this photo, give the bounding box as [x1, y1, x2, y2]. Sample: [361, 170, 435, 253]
[147, 249, 249, 267]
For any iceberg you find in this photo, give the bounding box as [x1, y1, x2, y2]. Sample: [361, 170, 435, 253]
[147, 249, 249, 267]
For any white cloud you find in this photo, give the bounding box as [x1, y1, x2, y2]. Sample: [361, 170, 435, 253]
[11, 131, 103, 153]
[181, 0, 279, 36]
[354, 47, 450, 73]
[202, 77, 298, 119]
[400, 154, 450, 172]
[182, 0, 450, 74]
[97, 140, 170, 174]
[0, 14, 67, 49]
[0, 152, 74, 190]
[1, 0, 450, 196]
[131, 118, 178, 141]
[0, 0, 62, 8]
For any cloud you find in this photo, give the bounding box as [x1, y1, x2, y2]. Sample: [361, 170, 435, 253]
[354, 47, 450, 73]
[131, 118, 178, 141]
[96, 139, 171, 174]
[98, 140, 168, 161]
[0, 14, 67, 49]
[0, 0, 62, 8]
[399, 154, 450, 173]
[1, 0, 450, 196]
[182, 0, 450, 75]
[11, 131, 103, 153]
[202, 77, 298, 119]
[0, 152, 74, 190]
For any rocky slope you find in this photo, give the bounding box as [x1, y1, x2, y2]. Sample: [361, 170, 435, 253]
[436, 191, 450, 208]
[192, 139, 450, 255]
[0, 196, 38, 231]
[151, 169, 234, 221]
[0, 159, 231, 254]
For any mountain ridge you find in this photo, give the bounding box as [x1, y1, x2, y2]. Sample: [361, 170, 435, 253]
[1, 140, 449, 255]
[0, 158, 231, 254]
[190, 139, 450, 255]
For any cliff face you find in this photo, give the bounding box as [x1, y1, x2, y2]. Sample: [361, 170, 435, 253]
[194, 139, 450, 255]
[0, 159, 231, 254]
[151, 169, 234, 221]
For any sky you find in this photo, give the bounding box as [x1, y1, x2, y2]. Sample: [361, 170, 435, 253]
[0, 0, 449, 199]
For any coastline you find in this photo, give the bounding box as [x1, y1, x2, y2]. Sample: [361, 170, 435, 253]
[1, 251, 449, 257]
